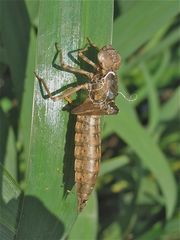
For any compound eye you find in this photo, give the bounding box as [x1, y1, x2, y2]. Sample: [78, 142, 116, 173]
[98, 48, 121, 71]
[98, 51, 113, 70]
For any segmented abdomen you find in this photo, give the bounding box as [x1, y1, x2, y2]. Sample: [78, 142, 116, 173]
[74, 115, 101, 211]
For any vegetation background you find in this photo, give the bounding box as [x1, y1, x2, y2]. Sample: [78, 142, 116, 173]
[0, 0, 179, 239]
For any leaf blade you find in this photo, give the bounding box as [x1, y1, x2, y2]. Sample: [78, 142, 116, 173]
[113, 0, 179, 58]
[103, 97, 177, 219]
[16, 0, 114, 239]
[0, 164, 22, 240]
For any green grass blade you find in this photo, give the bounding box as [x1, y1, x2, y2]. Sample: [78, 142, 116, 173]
[103, 96, 177, 219]
[113, 0, 179, 58]
[123, 30, 178, 76]
[24, 0, 39, 26]
[160, 87, 180, 122]
[69, 192, 98, 240]
[18, 28, 37, 175]
[0, 0, 32, 182]
[139, 63, 160, 133]
[15, 1, 114, 239]
[108, 0, 178, 220]
[99, 156, 129, 177]
[4, 127, 17, 180]
[0, 164, 22, 240]
[132, 50, 171, 107]
[1, 1, 30, 102]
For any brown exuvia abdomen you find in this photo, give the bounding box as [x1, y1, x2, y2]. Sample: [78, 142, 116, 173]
[74, 115, 101, 211]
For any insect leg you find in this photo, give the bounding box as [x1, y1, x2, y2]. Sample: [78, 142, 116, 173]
[78, 49, 98, 70]
[55, 43, 94, 79]
[49, 83, 88, 102]
[34, 72, 88, 103]
[86, 37, 100, 51]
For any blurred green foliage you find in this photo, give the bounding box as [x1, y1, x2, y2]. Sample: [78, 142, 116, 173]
[0, 0, 179, 239]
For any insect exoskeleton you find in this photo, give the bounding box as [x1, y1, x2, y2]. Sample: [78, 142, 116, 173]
[35, 38, 121, 211]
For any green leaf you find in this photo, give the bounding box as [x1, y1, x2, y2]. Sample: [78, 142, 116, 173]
[132, 50, 171, 107]
[4, 127, 17, 180]
[100, 221, 122, 240]
[0, 164, 22, 240]
[139, 63, 160, 133]
[123, 30, 178, 77]
[138, 214, 180, 240]
[137, 176, 163, 205]
[160, 87, 180, 122]
[138, 222, 162, 240]
[103, 96, 177, 219]
[18, 28, 37, 171]
[0, 0, 32, 183]
[1, 0, 30, 102]
[99, 155, 129, 177]
[107, 0, 178, 220]
[15, 1, 114, 239]
[161, 213, 180, 240]
[24, 0, 40, 27]
[113, 0, 179, 59]
[69, 192, 98, 240]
